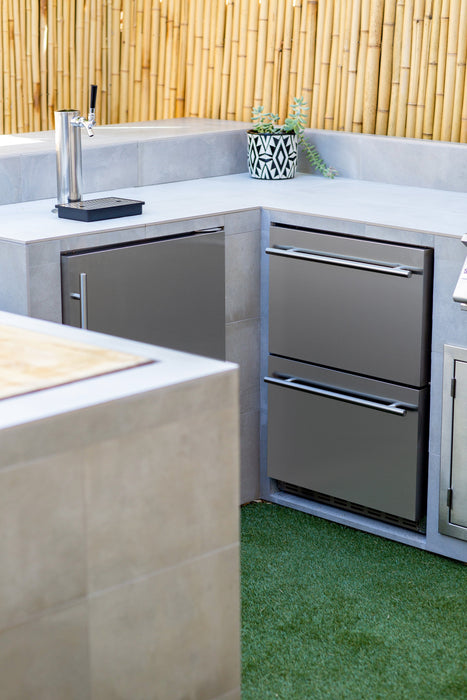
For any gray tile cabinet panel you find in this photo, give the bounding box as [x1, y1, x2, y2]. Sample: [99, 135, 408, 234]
[0, 242, 28, 315]
[239, 409, 260, 504]
[0, 157, 22, 204]
[225, 229, 261, 323]
[28, 262, 62, 322]
[225, 318, 261, 416]
[82, 143, 139, 194]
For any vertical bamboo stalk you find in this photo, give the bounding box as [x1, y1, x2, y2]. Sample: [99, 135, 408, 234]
[75, 0, 84, 115]
[119, 0, 131, 122]
[261, 0, 277, 111]
[344, 0, 361, 131]
[422, 0, 441, 138]
[440, 0, 460, 140]
[55, 0, 63, 108]
[12, 0, 25, 131]
[243, 0, 259, 120]
[0, 1, 3, 135]
[47, 0, 57, 127]
[288, 0, 302, 102]
[211, 0, 226, 118]
[156, 0, 167, 119]
[149, 0, 161, 119]
[302, 0, 318, 125]
[432, 0, 449, 139]
[1, 2, 9, 134]
[139, 0, 151, 120]
[162, 0, 174, 118]
[227, 0, 241, 119]
[189, 0, 203, 116]
[324, 0, 342, 130]
[405, 0, 424, 137]
[394, 0, 414, 136]
[414, 0, 433, 138]
[184, 0, 197, 116]
[311, 0, 326, 125]
[335, 0, 351, 130]
[386, 0, 403, 134]
[316, 0, 333, 129]
[127, 0, 137, 121]
[197, 0, 212, 117]
[363, 0, 384, 133]
[133, 0, 144, 121]
[278, 0, 293, 120]
[205, 0, 217, 117]
[25, 0, 33, 130]
[39, 0, 47, 129]
[220, 0, 233, 119]
[110, 0, 121, 122]
[352, 0, 371, 132]
[62, 0, 71, 109]
[89, 0, 98, 94]
[253, 0, 269, 107]
[375, 0, 396, 134]
[168, 0, 181, 118]
[235, 0, 250, 119]
[449, 0, 466, 141]
[175, 0, 188, 117]
[81, 0, 91, 112]
[460, 66, 467, 142]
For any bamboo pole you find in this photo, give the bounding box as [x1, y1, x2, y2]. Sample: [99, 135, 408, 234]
[197, 0, 211, 118]
[55, 0, 63, 108]
[127, 0, 137, 121]
[39, 0, 47, 129]
[253, 0, 268, 107]
[394, 0, 414, 136]
[175, 0, 188, 117]
[81, 0, 91, 112]
[413, 0, 433, 138]
[375, 0, 396, 135]
[0, 1, 6, 134]
[432, 0, 449, 139]
[288, 0, 302, 102]
[149, 0, 161, 119]
[168, 0, 181, 118]
[205, 0, 217, 117]
[387, 0, 404, 135]
[461, 65, 467, 142]
[324, 0, 341, 131]
[335, 0, 351, 130]
[261, 0, 277, 112]
[440, 0, 460, 140]
[24, 0, 33, 129]
[363, 0, 384, 134]
[422, 0, 441, 138]
[110, 0, 121, 122]
[12, 0, 25, 131]
[352, 0, 371, 132]
[302, 0, 318, 125]
[211, 0, 225, 118]
[449, 0, 466, 141]
[405, 0, 424, 137]
[189, 0, 203, 117]
[278, 0, 293, 120]
[344, 0, 361, 131]
[235, 0, 250, 120]
[243, 0, 259, 120]
[220, 0, 233, 119]
[311, 0, 326, 125]
[316, 0, 333, 129]
[227, 0, 241, 119]
[132, 0, 144, 121]
[75, 0, 84, 116]
[156, 0, 167, 119]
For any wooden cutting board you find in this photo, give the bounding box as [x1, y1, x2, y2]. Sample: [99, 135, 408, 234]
[0, 323, 152, 400]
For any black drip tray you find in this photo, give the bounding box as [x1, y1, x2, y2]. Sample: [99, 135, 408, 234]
[57, 197, 144, 222]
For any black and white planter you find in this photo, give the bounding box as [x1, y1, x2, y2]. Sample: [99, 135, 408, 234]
[247, 130, 298, 180]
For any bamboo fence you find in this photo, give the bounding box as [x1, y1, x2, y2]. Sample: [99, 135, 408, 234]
[0, 0, 465, 142]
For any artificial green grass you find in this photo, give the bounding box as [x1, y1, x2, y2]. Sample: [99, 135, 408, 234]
[241, 502, 467, 700]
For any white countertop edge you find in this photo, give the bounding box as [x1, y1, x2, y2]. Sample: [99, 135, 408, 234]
[2, 172, 467, 243]
[0, 312, 236, 430]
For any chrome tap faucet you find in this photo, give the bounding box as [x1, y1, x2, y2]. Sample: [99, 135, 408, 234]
[55, 84, 98, 206]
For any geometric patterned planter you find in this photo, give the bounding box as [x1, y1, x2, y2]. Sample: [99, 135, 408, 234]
[247, 131, 298, 180]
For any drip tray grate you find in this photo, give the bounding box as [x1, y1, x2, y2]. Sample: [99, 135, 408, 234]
[57, 197, 144, 222]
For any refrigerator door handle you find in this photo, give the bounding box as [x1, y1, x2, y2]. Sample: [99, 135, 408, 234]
[264, 375, 417, 416]
[265, 246, 423, 277]
[69, 272, 88, 329]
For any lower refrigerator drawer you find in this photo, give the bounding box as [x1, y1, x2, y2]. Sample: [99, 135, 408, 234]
[266, 356, 429, 523]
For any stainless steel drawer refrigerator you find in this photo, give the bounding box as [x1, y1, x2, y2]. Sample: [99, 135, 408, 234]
[61, 227, 225, 360]
[265, 225, 433, 530]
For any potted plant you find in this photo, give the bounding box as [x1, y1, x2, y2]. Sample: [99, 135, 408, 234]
[247, 96, 336, 180]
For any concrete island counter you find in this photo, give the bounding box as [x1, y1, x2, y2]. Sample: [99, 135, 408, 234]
[0, 310, 240, 699]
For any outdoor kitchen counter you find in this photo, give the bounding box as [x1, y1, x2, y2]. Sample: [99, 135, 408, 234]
[0, 309, 241, 699]
[0, 172, 466, 243]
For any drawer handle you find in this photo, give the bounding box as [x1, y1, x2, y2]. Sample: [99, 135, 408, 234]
[265, 246, 423, 277]
[69, 272, 88, 329]
[264, 375, 417, 416]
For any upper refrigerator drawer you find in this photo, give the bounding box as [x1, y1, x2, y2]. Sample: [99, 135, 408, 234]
[267, 225, 433, 387]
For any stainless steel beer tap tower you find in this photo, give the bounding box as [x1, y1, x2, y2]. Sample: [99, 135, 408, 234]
[54, 84, 144, 222]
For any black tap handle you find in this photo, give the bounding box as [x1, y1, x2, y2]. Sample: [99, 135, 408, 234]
[90, 84, 98, 110]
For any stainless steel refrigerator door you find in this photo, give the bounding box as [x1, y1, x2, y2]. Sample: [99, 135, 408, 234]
[268, 226, 433, 387]
[61, 229, 225, 360]
[439, 346, 467, 541]
[266, 356, 428, 522]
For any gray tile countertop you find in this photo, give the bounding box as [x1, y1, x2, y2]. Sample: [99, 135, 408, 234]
[1, 172, 467, 244]
[0, 311, 235, 430]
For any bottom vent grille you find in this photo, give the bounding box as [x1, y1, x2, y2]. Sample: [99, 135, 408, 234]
[276, 481, 425, 533]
